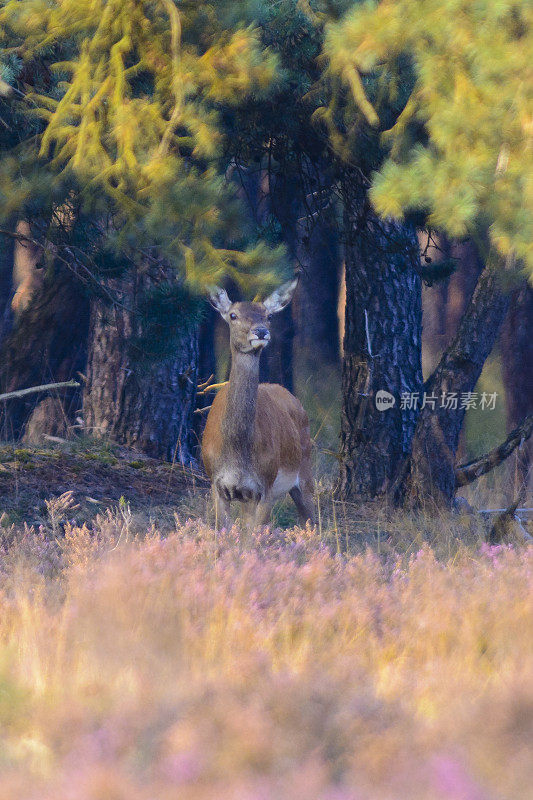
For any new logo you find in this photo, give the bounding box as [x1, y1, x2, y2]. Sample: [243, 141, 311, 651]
[375, 390, 396, 411]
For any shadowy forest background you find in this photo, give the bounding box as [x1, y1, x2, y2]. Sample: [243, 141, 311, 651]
[0, 0, 531, 514]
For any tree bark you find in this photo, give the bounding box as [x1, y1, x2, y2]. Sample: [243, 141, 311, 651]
[421, 236, 482, 379]
[294, 210, 341, 365]
[193, 304, 218, 452]
[83, 272, 198, 463]
[500, 282, 533, 491]
[262, 171, 297, 391]
[232, 164, 296, 390]
[398, 265, 511, 509]
[261, 305, 295, 390]
[0, 265, 89, 440]
[198, 304, 217, 385]
[444, 240, 483, 339]
[421, 237, 483, 461]
[338, 170, 423, 500]
[0, 233, 14, 343]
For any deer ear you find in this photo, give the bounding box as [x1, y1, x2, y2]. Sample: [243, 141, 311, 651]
[208, 286, 232, 318]
[263, 277, 299, 315]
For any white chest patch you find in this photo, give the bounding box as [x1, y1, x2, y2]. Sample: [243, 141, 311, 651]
[271, 469, 299, 499]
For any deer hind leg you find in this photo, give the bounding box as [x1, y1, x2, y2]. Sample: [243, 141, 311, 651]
[289, 467, 315, 526]
[289, 487, 315, 525]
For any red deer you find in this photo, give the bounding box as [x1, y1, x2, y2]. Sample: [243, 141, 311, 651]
[202, 279, 315, 529]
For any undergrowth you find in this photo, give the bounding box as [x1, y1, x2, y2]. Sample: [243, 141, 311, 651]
[0, 354, 528, 798]
[0, 504, 531, 799]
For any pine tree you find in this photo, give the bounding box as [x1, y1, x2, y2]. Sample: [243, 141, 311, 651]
[500, 284, 533, 493]
[324, 0, 533, 506]
[223, 1, 425, 497]
[0, 0, 287, 456]
[323, 0, 533, 277]
[0, 0, 288, 291]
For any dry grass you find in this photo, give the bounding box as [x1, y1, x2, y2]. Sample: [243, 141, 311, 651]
[0, 357, 529, 798]
[0, 505, 531, 799]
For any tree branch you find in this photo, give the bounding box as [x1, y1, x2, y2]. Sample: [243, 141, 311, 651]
[0, 380, 80, 402]
[455, 414, 533, 487]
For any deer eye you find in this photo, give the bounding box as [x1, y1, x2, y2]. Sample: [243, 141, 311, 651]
[229, 312, 237, 321]
[266, 314, 272, 321]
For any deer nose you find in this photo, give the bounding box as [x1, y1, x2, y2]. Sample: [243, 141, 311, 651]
[252, 326, 269, 340]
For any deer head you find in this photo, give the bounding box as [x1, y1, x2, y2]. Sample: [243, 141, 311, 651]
[208, 277, 298, 354]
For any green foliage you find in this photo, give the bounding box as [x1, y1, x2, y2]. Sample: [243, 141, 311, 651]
[417, 256, 457, 287]
[3, 0, 531, 297]
[323, 0, 533, 277]
[225, 0, 413, 245]
[0, 0, 287, 295]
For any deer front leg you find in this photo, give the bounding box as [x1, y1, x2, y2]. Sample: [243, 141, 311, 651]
[212, 484, 231, 531]
[239, 499, 257, 528]
[252, 496, 275, 528]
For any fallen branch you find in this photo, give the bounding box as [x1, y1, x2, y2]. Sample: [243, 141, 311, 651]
[455, 414, 533, 487]
[194, 404, 213, 415]
[0, 380, 80, 402]
[478, 508, 533, 519]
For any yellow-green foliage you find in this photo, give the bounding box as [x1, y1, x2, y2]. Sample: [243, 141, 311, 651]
[0, 515, 531, 797]
[323, 0, 533, 278]
[0, 0, 285, 293]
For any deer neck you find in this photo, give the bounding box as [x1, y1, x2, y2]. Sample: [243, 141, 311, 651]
[222, 348, 260, 462]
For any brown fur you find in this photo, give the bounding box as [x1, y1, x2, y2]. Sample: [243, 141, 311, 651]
[203, 382, 312, 491]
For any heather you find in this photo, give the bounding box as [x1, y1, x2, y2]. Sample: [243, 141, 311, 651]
[0, 509, 531, 800]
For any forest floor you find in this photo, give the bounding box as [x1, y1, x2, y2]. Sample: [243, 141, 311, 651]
[0, 439, 209, 531]
[0, 437, 530, 547]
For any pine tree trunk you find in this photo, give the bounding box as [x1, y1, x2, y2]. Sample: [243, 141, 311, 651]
[294, 211, 341, 365]
[0, 233, 14, 343]
[0, 265, 89, 440]
[444, 240, 483, 339]
[263, 172, 297, 391]
[198, 305, 217, 385]
[193, 304, 217, 452]
[500, 282, 533, 492]
[399, 266, 511, 509]
[83, 273, 198, 463]
[232, 164, 296, 390]
[421, 237, 483, 378]
[421, 237, 483, 460]
[338, 170, 423, 500]
[261, 306, 295, 390]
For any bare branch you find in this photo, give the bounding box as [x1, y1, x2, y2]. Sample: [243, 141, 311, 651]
[197, 377, 228, 396]
[455, 414, 533, 487]
[0, 380, 80, 402]
[193, 404, 213, 415]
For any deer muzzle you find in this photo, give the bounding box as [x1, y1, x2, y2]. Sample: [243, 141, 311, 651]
[249, 327, 270, 349]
